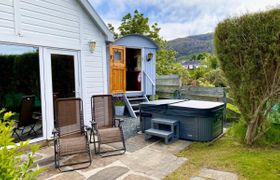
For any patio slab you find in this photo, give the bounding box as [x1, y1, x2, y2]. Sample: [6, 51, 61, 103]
[35, 120, 191, 180]
[87, 166, 129, 180]
[119, 145, 187, 178]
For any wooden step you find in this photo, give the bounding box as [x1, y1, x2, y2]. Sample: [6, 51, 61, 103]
[128, 97, 146, 101]
[134, 109, 140, 113]
[152, 118, 179, 126]
[145, 128, 173, 138]
[131, 104, 139, 108]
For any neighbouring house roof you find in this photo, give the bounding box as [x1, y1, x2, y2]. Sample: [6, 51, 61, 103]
[78, 0, 114, 42]
[182, 60, 201, 69]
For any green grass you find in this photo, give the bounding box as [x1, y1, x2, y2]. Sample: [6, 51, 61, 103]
[166, 135, 280, 180]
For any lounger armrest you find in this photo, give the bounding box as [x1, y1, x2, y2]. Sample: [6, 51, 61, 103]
[90, 121, 98, 130]
[114, 118, 124, 127]
[84, 125, 91, 131]
[52, 128, 59, 138]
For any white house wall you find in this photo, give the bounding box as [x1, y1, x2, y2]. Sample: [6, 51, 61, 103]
[0, 0, 108, 126]
[0, 0, 15, 36]
[79, 4, 108, 125]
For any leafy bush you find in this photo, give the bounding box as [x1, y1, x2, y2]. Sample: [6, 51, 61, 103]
[228, 118, 247, 142]
[226, 103, 241, 122]
[0, 109, 42, 179]
[113, 96, 125, 106]
[184, 53, 227, 87]
[215, 9, 280, 144]
[229, 118, 280, 146]
[268, 102, 280, 125]
[256, 124, 280, 145]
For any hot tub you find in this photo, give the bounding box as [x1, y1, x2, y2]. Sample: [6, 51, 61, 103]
[140, 99, 225, 141]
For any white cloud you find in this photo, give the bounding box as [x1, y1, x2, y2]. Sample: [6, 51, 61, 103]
[90, 0, 280, 40]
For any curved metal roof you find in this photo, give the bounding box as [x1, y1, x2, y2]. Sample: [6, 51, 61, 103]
[114, 34, 159, 49]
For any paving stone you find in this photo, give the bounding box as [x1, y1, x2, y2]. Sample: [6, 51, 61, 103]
[37, 166, 60, 180]
[81, 154, 122, 172]
[125, 134, 158, 153]
[87, 166, 129, 180]
[149, 140, 191, 154]
[50, 171, 85, 180]
[120, 147, 186, 178]
[35, 134, 190, 179]
[61, 153, 91, 170]
[36, 156, 54, 167]
[37, 146, 54, 156]
[190, 176, 206, 180]
[123, 174, 153, 180]
[199, 168, 238, 180]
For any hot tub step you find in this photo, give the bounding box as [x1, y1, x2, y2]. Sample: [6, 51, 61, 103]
[152, 118, 178, 125]
[145, 128, 173, 144]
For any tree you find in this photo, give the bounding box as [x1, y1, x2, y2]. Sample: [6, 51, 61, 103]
[214, 9, 280, 145]
[108, 10, 189, 82]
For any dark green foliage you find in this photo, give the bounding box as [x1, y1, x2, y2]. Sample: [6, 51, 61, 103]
[268, 102, 280, 124]
[226, 103, 241, 122]
[215, 9, 280, 144]
[110, 10, 161, 42]
[229, 118, 280, 146]
[184, 53, 227, 87]
[257, 124, 280, 145]
[0, 52, 40, 110]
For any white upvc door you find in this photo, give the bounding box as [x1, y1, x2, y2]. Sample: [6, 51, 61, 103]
[43, 48, 81, 139]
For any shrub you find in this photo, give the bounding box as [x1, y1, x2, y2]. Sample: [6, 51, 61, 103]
[228, 118, 247, 142]
[113, 96, 125, 106]
[215, 9, 280, 145]
[226, 103, 241, 122]
[256, 124, 280, 145]
[229, 118, 280, 146]
[0, 109, 42, 179]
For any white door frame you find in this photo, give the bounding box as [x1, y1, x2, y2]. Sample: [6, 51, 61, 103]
[43, 48, 81, 139]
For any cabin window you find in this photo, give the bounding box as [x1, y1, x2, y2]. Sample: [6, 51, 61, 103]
[0, 44, 43, 142]
[126, 48, 142, 91]
[114, 50, 121, 62]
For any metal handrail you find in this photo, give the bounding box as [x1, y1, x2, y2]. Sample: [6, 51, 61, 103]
[143, 71, 155, 100]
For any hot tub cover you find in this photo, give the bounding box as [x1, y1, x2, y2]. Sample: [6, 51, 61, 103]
[140, 99, 225, 117]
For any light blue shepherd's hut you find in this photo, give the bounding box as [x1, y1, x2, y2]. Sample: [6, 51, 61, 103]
[109, 34, 159, 117]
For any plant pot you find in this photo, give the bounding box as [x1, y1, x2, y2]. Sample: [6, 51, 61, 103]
[115, 106, 125, 116]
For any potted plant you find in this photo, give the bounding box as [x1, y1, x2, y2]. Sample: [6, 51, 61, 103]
[114, 95, 125, 116]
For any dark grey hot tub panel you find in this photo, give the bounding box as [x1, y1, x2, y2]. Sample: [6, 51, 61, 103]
[140, 99, 225, 142]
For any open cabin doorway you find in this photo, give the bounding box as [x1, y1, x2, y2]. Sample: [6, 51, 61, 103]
[126, 48, 142, 92]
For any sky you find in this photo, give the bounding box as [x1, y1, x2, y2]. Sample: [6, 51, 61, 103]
[89, 0, 280, 40]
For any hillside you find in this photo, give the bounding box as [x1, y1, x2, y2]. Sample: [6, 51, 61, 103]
[168, 33, 214, 60]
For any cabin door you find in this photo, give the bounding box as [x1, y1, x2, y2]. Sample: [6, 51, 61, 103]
[110, 45, 126, 93]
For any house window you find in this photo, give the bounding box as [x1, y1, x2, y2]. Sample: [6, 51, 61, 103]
[0, 44, 42, 142]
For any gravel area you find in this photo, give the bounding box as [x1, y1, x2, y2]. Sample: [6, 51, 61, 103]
[117, 116, 141, 139]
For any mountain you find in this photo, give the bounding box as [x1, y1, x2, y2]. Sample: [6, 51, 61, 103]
[168, 33, 214, 60]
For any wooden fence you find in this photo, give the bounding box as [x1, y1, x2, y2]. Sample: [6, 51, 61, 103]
[156, 75, 226, 102]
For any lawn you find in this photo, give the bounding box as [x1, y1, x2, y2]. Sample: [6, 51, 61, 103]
[166, 135, 280, 180]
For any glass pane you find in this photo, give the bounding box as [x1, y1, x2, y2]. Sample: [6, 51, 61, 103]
[51, 54, 75, 99]
[0, 44, 42, 142]
[114, 50, 121, 62]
